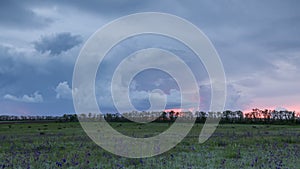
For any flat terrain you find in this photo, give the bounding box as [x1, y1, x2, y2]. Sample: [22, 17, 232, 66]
[0, 122, 299, 168]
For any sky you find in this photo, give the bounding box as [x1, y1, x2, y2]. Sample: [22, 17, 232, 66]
[0, 0, 300, 116]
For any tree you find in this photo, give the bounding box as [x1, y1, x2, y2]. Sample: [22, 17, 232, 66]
[161, 111, 167, 121]
[169, 110, 175, 121]
[105, 113, 113, 122]
[235, 110, 244, 122]
[222, 110, 232, 122]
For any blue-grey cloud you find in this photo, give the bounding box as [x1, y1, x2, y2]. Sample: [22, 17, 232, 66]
[0, 0, 52, 29]
[0, 43, 76, 114]
[46, 0, 152, 17]
[34, 32, 82, 55]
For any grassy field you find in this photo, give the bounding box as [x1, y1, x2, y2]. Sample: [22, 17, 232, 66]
[0, 122, 299, 168]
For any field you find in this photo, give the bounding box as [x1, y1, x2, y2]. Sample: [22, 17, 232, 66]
[0, 122, 299, 169]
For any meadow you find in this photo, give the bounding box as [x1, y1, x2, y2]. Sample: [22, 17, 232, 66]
[0, 122, 299, 168]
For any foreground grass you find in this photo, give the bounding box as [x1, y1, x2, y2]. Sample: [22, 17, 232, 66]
[0, 122, 299, 168]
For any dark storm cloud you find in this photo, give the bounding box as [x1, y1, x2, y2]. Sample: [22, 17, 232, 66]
[0, 45, 14, 74]
[34, 32, 82, 55]
[0, 0, 52, 29]
[0, 46, 18, 95]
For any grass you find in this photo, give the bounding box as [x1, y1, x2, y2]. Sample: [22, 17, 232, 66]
[0, 122, 299, 168]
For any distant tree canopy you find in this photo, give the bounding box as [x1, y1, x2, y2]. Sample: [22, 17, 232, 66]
[0, 109, 299, 124]
[0, 114, 78, 122]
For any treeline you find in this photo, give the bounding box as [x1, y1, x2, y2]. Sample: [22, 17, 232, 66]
[0, 114, 78, 122]
[99, 109, 299, 124]
[1, 109, 299, 124]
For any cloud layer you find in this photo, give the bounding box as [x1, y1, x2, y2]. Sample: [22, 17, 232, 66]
[0, 0, 300, 115]
[34, 32, 82, 55]
[0, 0, 52, 29]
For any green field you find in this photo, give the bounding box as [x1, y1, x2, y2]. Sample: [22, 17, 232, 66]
[0, 122, 299, 168]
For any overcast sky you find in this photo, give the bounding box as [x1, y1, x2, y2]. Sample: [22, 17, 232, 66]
[0, 0, 300, 116]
